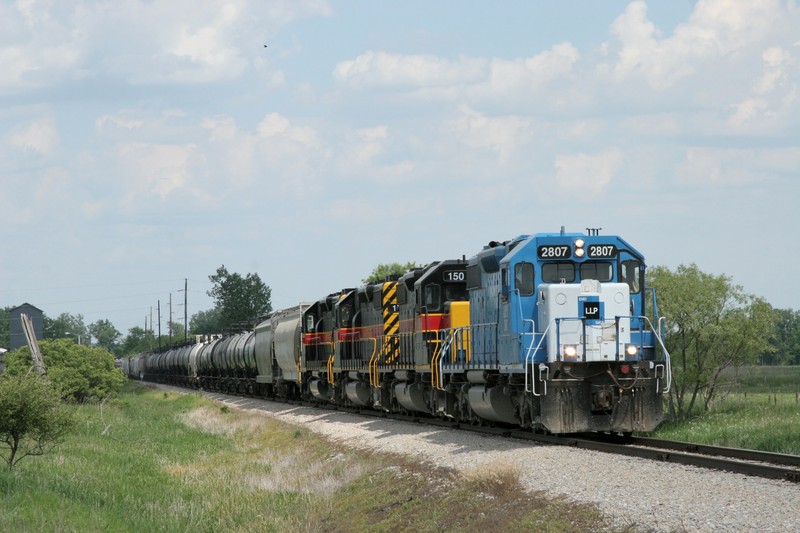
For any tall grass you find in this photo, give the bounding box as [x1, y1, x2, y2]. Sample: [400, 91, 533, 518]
[0, 383, 626, 532]
[653, 393, 800, 454]
[650, 365, 800, 454]
[722, 365, 800, 394]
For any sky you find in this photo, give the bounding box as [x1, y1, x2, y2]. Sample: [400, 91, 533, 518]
[1, 0, 799, 340]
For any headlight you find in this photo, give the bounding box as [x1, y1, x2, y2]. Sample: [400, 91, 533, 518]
[575, 248, 585, 257]
[624, 344, 639, 358]
[574, 238, 585, 248]
[562, 345, 578, 359]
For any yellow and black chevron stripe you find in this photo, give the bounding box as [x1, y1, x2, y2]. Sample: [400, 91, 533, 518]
[382, 282, 399, 363]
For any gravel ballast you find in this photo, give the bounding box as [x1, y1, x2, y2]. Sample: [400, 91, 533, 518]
[200, 391, 800, 532]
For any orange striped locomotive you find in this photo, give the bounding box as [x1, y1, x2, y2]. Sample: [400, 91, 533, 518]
[130, 229, 671, 434]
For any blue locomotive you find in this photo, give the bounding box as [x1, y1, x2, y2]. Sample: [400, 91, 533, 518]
[127, 228, 671, 434]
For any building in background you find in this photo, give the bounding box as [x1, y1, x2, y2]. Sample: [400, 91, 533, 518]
[9, 303, 44, 351]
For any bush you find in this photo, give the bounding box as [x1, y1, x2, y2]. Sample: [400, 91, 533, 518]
[5, 339, 126, 402]
[0, 373, 75, 470]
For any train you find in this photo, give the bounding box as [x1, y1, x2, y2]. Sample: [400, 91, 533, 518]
[124, 229, 672, 434]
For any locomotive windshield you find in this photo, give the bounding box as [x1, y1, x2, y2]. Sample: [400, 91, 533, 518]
[445, 283, 467, 301]
[580, 262, 613, 282]
[542, 262, 575, 283]
[541, 261, 616, 283]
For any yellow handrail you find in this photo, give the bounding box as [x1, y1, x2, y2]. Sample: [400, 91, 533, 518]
[367, 338, 379, 387]
[430, 332, 444, 389]
[327, 354, 335, 385]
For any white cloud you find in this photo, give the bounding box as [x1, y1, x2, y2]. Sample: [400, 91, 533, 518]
[755, 46, 794, 94]
[727, 44, 798, 128]
[450, 107, 532, 165]
[606, 0, 787, 90]
[333, 51, 486, 89]
[0, 0, 332, 91]
[96, 113, 144, 132]
[677, 146, 800, 185]
[483, 43, 579, 92]
[257, 113, 320, 147]
[729, 98, 770, 126]
[117, 142, 199, 202]
[11, 117, 60, 155]
[553, 149, 622, 194]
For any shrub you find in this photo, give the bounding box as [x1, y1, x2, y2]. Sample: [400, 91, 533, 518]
[0, 373, 75, 470]
[5, 339, 126, 402]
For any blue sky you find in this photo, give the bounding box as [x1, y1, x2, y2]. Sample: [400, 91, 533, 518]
[1, 0, 798, 338]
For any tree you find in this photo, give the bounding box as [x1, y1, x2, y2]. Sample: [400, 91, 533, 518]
[207, 265, 272, 331]
[0, 373, 75, 470]
[118, 327, 155, 356]
[0, 306, 11, 348]
[89, 319, 122, 352]
[768, 309, 800, 365]
[362, 262, 422, 284]
[189, 308, 224, 335]
[44, 312, 89, 345]
[648, 264, 776, 420]
[168, 321, 186, 341]
[5, 339, 126, 403]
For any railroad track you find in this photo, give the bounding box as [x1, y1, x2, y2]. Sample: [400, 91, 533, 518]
[157, 383, 800, 484]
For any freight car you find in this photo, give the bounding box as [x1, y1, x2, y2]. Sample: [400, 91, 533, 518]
[129, 229, 671, 434]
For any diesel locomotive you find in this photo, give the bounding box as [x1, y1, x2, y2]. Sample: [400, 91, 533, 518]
[126, 229, 672, 434]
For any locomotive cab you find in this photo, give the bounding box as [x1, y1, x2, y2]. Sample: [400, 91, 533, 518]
[464, 230, 671, 433]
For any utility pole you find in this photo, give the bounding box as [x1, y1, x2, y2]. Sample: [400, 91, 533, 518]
[184, 278, 188, 342]
[157, 300, 162, 350]
[168, 293, 173, 347]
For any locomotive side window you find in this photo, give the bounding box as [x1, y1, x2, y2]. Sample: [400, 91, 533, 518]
[445, 283, 468, 301]
[542, 262, 575, 283]
[373, 287, 382, 309]
[514, 262, 535, 296]
[620, 260, 641, 293]
[338, 303, 353, 327]
[397, 285, 407, 304]
[580, 262, 613, 282]
[424, 284, 441, 312]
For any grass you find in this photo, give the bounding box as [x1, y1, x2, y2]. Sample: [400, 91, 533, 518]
[649, 365, 800, 454]
[722, 365, 800, 394]
[652, 393, 800, 454]
[0, 382, 630, 532]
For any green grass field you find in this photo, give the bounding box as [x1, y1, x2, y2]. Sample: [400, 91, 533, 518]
[723, 365, 800, 393]
[649, 365, 800, 454]
[0, 383, 623, 533]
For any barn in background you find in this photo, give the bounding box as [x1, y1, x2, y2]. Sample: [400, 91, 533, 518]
[9, 303, 44, 351]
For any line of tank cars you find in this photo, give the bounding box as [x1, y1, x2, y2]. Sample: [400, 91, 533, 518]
[124, 229, 672, 434]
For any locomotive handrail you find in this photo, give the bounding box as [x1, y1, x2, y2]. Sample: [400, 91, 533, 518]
[367, 338, 379, 387]
[525, 318, 555, 395]
[435, 327, 465, 390]
[430, 334, 444, 390]
[644, 315, 672, 393]
[327, 354, 335, 385]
